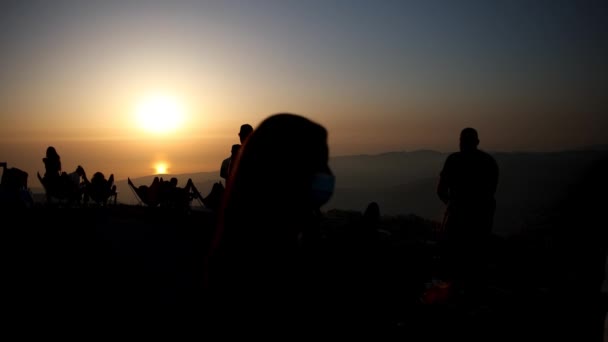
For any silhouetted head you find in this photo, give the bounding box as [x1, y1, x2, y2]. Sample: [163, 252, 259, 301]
[92, 172, 105, 183]
[238, 124, 253, 144]
[223, 113, 333, 225]
[46, 146, 59, 159]
[230, 144, 241, 156]
[459, 127, 479, 152]
[75, 165, 86, 176]
[170, 177, 178, 186]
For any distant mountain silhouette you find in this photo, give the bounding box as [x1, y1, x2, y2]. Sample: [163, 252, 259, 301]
[328, 150, 445, 189]
[326, 148, 608, 236]
[27, 148, 607, 237]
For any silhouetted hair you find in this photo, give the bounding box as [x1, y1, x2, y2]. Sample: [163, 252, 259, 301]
[92, 172, 105, 182]
[238, 124, 254, 143]
[225, 114, 329, 215]
[207, 113, 332, 331]
[43, 145, 62, 178]
[460, 127, 479, 151]
[212, 112, 330, 265]
[46, 146, 59, 159]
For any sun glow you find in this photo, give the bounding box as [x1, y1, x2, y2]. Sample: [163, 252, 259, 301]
[135, 95, 185, 134]
[154, 162, 168, 174]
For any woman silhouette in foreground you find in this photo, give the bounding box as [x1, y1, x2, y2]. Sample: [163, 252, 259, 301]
[205, 113, 335, 334]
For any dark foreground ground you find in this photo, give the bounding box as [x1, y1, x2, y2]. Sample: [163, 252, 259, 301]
[2, 205, 606, 340]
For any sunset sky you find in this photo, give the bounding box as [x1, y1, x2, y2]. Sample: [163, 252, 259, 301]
[1, 0, 606, 181]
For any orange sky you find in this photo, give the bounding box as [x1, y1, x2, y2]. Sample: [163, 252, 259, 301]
[1, 1, 606, 182]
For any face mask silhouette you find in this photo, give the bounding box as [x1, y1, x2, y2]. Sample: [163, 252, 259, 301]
[310, 172, 335, 208]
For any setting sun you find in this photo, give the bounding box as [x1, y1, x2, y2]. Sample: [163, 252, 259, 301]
[135, 95, 185, 134]
[154, 162, 168, 174]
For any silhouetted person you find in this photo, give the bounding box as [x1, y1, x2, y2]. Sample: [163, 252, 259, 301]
[43, 146, 62, 179]
[68, 165, 86, 189]
[219, 144, 241, 181]
[158, 177, 178, 206]
[159, 177, 203, 208]
[63, 165, 87, 202]
[41, 146, 63, 196]
[219, 124, 253, 182]
[238, 123, 253, 144]
[205, 113, 334, 334]
[436, 127, 499, 300]
[39, 146, 82, 204]
[128, 176, 162, 207]
[86, 171, 116, 205]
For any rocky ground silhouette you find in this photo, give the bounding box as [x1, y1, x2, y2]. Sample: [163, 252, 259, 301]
[2, 204, 606, 340]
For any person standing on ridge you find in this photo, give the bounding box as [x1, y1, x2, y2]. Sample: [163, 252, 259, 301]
[219, 124, 253, 182]
[437, 127, 499, 301]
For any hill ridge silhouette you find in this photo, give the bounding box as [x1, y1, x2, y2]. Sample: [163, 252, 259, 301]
[26, 148, 608, 238]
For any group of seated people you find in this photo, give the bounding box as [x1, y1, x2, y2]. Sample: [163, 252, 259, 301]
[127, 126, 254, 209]
[37, 145, 223, 209]
[38, 146, 117, 206]
[127, 176, 204, 208]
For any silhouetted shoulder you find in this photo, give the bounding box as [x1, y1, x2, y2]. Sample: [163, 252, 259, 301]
[440, 151, 463, 174]
[445, 151, 462, 162]
[476, 149, 497, 163]
[478, 149, 497, 161]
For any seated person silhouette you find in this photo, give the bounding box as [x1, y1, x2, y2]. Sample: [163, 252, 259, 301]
[128, 176, 162, 207]
[40, 146, 64, 197]
[159, 177, 203, 208]
[42, 146, 62, 180]
[68, 165, 87, 199]
[130, 176, 214, 209]
[38, 146, 86, 204]
[85, 171, 116, 205]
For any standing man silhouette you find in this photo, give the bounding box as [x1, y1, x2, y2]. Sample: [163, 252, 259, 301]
[220, 124, 253, 182]
[437, 127, 499, 300]
[220, 144, 241, 180]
